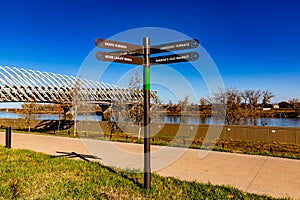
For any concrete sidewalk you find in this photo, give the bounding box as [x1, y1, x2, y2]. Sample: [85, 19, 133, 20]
[1, 132, 299, 199]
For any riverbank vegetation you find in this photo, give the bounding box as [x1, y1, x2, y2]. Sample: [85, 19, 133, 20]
[0, 146, 284, 199]
[1, 88, 299, 127]
[0, 119, 299, 160]
[79, 131, 300, 160]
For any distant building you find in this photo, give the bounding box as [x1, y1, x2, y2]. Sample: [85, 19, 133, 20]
[263, 108, 271, 111]
[273, 104, 280, 109]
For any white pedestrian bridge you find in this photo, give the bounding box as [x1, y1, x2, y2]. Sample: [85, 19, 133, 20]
[0, 66, 156, 104]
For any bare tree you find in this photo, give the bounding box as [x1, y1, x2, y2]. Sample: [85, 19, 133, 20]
[165, 100, 176, 114]
[106, 101, 127, 139]
[129, 103, 143, 125]
[240, 90, 248, 108]
[241, 90, 261, 116]
[61, 103, 72, 120]
[127, 69, 144, 140]
[178, 96, 190, 112]
[225, 88, 243, 125]
[199, 97, 211, 115]
[150, 96, 163, 123]
[288, 98, 300, 108]
[248, 90, 261, 109]
[22, 102, 36, 132]
[212, 88, 252, 125]
[128, 69, 142, 99]
[262, 90, 274, 107]
[210, 89, 227, 122]
[128, 69, 143, 125]
[199, 98, 209, 107]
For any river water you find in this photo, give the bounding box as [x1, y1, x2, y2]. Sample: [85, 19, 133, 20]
[1, 111, 300, 128]
[163, 115, 300, 127]
[0, 111, 102, 121]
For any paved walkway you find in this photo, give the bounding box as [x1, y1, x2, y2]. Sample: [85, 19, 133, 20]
[1, 132, 299, 199]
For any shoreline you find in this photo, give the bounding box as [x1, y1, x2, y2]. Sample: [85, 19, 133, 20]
[0, 108, 299, 119]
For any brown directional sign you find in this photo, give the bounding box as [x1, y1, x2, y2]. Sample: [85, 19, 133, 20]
[95, 51, 144, 65]
[95, 38, 144, 54]
[150, 51, 199, 65]
[151, 39, 199, 54]
[111, 51, 141, 56]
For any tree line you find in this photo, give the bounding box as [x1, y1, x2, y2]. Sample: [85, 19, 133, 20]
[163, 88, 300, 125]
[18, 72, 300, 128]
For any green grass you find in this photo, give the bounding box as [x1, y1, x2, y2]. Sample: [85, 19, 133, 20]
[0, 146, 286, 200]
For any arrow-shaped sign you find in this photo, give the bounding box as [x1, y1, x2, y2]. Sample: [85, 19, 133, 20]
[95, 38, 144, 54]
[95, 51, 144, 65]
[150, 51, 199, 65]
[151, 39, 199, 54]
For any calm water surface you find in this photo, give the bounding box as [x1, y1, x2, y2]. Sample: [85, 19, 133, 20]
[1, 111, 300, 128]
[162, 116, 300, 127]
[0, 111, 102, 121]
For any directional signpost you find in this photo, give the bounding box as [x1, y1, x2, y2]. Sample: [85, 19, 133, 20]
[150, 39, 199, 54]
[96, 51, 144, 65]
[150, 51, 200, 65]
[95, 38, 144, 55]
[95, 37, 199, 189]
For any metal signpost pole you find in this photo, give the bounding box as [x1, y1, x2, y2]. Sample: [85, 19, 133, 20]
[95, 37, 199, 189]
[143, 37, 151, 189]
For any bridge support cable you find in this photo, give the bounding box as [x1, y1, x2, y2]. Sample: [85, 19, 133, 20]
[0, 66, 158, 104]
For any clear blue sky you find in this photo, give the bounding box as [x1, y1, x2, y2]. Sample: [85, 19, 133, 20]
[0, 0, 299, 103]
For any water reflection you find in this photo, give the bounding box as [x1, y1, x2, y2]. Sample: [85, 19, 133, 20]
[160, 115, 300, 127]
[0, 111, 299, 127]
[0, 111, 102, 121]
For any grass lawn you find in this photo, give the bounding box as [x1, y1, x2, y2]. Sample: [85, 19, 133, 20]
[0, 146, 286, 199]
